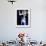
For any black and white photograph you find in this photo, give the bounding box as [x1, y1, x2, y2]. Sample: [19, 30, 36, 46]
[16, 9, 30, 28]
[17, 10, 28, 25]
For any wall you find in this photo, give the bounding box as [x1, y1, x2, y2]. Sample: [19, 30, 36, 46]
[0, 0, 46, 42]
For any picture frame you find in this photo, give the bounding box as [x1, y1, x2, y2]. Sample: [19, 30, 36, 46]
[16, 8, 31, 28]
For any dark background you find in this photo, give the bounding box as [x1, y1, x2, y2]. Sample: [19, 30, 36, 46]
[17, 10, 28, 25]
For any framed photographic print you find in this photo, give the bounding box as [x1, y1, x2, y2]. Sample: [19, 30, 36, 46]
[16, 8, 31, 28]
